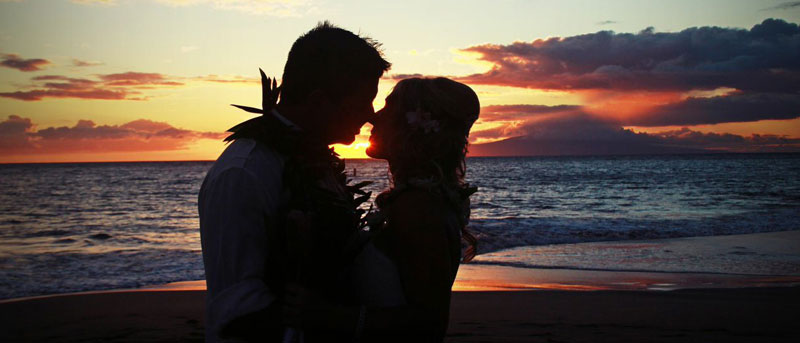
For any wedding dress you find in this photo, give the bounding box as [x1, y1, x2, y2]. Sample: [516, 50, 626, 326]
[346, 196, 463, 307]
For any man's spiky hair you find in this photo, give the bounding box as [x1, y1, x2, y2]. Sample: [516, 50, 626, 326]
[279, 21, 391, 105]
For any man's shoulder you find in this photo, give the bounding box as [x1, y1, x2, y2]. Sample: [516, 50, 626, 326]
[205, 138, 287, 184]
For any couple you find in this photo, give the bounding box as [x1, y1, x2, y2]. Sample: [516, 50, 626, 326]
[199, 22, 479, 343]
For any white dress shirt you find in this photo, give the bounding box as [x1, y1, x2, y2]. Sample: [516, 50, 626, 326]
[199, 111, 295, 342]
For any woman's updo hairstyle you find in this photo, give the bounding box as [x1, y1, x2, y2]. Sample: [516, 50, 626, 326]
[383, 77, 479, 187]
[377, 77, 480, 262]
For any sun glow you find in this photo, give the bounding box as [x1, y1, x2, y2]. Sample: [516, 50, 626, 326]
[331, 141, 371, 159]
[581, 90, 685, 121]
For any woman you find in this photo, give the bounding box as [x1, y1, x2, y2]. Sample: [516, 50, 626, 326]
[284, 77, 479, 342]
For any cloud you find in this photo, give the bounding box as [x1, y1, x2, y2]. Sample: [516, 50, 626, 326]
[0, 115, 35, 151]
[68, 0, 313, 16]
[0, 72, 183, 101]
[652, 128, 800, 152]
[72, 59, 103, 67]
[467, 105, 800, 156]
[181, 45, 199, 53]
[457, 18, 800, 93]
[0, 71, 264, 101]
[761, 1, 800, 11]
[98, 72, 184, 86]
[451, 19, 800, 128]
[1, 53, 51, 72]
[152, 0, 313, 17]
[596, 20, 617, 25]
[469, 111, 697, 156]
[480, 104, 581, 121]
[70, 0, 116, 4]
[194, 74, 259, 84]
[468, 105, 583, 143]
[384, 73, 428, 80]
[629, 92, 800, 126]
[0, 115, 226, 155]
[0, 89, 128, 101]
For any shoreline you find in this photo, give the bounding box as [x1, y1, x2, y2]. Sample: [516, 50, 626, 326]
[2, 230, 799, 341]
[3, 229, 799, 303]
[6, 266, 797, 306]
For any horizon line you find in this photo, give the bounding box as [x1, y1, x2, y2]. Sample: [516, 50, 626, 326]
[2, 151, 799, 165]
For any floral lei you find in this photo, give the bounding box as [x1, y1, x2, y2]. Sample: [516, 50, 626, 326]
[225, 70, 373, 250]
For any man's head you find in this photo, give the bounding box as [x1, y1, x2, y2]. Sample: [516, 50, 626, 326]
[279, 21, 391, 144]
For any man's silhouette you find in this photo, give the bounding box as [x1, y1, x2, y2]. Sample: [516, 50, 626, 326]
[199, 22, 390, 342]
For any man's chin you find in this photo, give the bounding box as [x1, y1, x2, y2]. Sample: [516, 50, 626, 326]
[365, 146, 385, 159]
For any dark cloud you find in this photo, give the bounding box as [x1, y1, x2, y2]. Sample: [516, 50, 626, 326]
[72, 59, 103, 67]
[0, 116, 226, 155]
[761, 1, 800, 11]
[653, 128, 800, 152]
[469, 112, 699, 156]
[0, 115, 36, 151]
[0, 72, 183, 101]
[630, 92, 800, 126]
[0, 115, 34, 135]
[1, 53, 51, 72]
[458, 18, 800, 93]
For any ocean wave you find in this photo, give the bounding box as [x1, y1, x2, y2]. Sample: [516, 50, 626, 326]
[469, 208, 800, 255]
[24, 229, 71, 238]
[0, 248, 205, 300]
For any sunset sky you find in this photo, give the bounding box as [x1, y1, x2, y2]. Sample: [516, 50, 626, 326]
[1, 0, 798, 162]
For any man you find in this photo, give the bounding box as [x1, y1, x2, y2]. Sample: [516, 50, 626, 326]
[199, 22, 391, 342]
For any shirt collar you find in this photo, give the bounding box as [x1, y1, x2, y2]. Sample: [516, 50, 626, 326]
[270, 108, 302, 132]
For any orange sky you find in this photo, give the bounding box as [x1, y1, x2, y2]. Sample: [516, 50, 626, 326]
[1, 1, 798, 163]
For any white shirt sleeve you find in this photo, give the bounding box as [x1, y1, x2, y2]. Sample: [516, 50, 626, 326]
[198, 140, 286, 342]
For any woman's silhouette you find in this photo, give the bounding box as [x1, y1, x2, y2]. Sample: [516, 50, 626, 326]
[285, 77, 479, 342]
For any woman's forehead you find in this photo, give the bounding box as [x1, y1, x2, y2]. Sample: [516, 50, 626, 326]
[384, 91, 399, 104]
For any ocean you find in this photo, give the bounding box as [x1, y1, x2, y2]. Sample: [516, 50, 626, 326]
[1, 154, 799, 299]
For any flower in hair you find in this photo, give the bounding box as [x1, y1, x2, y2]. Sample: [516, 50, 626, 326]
[405, 108, 440, 134]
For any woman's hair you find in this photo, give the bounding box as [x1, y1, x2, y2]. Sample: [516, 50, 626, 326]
[375, 77, 479, 262]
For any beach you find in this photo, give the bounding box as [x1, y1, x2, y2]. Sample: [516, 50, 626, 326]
[2, 286, 798, 342]
[3, 230, 799, 342]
